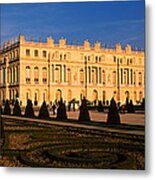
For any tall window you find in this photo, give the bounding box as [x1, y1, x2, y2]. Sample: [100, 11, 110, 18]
[138, 72, 142, 86]
[26, 49, 30, 56]
[124, 71, 127, 85]
[42, 50, 47, 58]
[80, 69, 84, 84]
[67, 68, 71, 84]
[55, 67, 60, 83]
[139, 91, 143, 102]
[112, 71, 116, 85]
[42, 67, 47, 84]
[34, 50, 38, 57]
[134, 91, 137, 103]
[103, 91, 106, 102]
[102, 70, 105, 85]
[134, 71, 136, 85]
[34, 67, 39, 84]
[26, 66, 30, 84]
[92, 69, 95, 85]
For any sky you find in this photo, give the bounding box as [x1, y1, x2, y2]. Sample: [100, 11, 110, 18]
[0, 0, 145, 49]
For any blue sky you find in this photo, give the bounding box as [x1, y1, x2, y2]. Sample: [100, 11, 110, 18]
[0, 0, 145, 49]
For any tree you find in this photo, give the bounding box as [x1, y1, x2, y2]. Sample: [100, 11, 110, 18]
[38, 101, 49, 119]
[3, 99, 11, 115]
[57, 101, 67, 120]
[13, 100, 21, 116]
[107, 98, 120, 124]
[78, 97, 90, 122]
[24, 99, 35, 118]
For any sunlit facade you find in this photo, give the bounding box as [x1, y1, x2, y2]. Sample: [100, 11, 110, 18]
[0, 34, 144, 106]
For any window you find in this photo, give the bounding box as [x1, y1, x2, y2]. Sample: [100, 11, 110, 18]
[103, 91, 106, 102]
[34, 50, 38, 57]
[112, 71, 116, 85]
[26, 49, 30, 56]
[120, 58, 122, 64]
[80, 69, 84, 84]
[34, 67, 39, 84]
[130, 59, 132, 64]
[67, 68, 71, 84]
[26, 66, 31, 84]
[60, 54, 62, 60]
[138, 72, 142, 86]
[102, 70, 105, 85]
[95, 56, 98, 63]
[127, 59, 130, 65]
[42, 50, 47, 58]
[113, 56, 116, 63]
[124, 71, 127, 84]
[42, 67, 47, 84]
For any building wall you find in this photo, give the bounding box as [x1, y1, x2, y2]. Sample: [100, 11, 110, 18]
[0, 34, 145, 106]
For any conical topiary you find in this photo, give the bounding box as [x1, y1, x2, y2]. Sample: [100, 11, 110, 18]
[127, 100, 135, 113]
[107, 98, 120, 124]
[38, 101, 49, 119]
[56, 101, 67, 120]
[78, 97, 90, 122]
[25, 99, 35, 118]
[98, 101, 104, 112]
[3, 99, 11, 115]
[13, 100, 21, 116]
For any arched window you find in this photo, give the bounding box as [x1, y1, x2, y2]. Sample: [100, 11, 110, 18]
[34, 90, 39, 106]
[56, 89, 62, 102]
[80, 69, 84, 84]
[80, 90, 85, 100]
[93, 90, 98, 105]
[138, 72, 142, 86]
[60, 54, 62, 60]
[103, 91, 106, 102]
[124, 71, 127, 85]
[42, 67, 47, 84]
[134, 91, 137, 103]
[133, 71, 136, 85]
[102, 70, 105, 84]
[92, 69, 97, 85]
[67, 68, 71, 84]
[26, 66, 31, 84]
[34, 67, 39, 84]
[55, 67, 60, 83]
[139, 91, 143, 102]
[112, 71, 116, 85]
[68, 89, 72, 102]
[43, 90, 47, 101]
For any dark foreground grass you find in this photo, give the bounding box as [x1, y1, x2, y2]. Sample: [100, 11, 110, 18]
[0, 117, 144, 169]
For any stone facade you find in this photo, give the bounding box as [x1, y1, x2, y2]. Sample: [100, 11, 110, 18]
[0, 34, 144, 106]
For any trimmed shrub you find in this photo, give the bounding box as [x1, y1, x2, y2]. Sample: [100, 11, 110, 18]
[78, 97, 90, 122]
[25, 99, 35, 118]
[38, 101, 49, 119]
[13, 100, 21, 116]
[57, 101, 67, 120]
[107, 98, 120, 124]
[3, 99, 11, 115]
[98, 101, 104, 112]
[127, 100, 135, 113]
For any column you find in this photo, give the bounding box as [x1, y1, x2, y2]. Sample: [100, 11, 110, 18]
[60, 65, 62, 83]
[52, 64, 54, 82]
[64, 65, 66, 83]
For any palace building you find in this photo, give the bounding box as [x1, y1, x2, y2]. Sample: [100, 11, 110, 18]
[0, 34, 144, 106]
